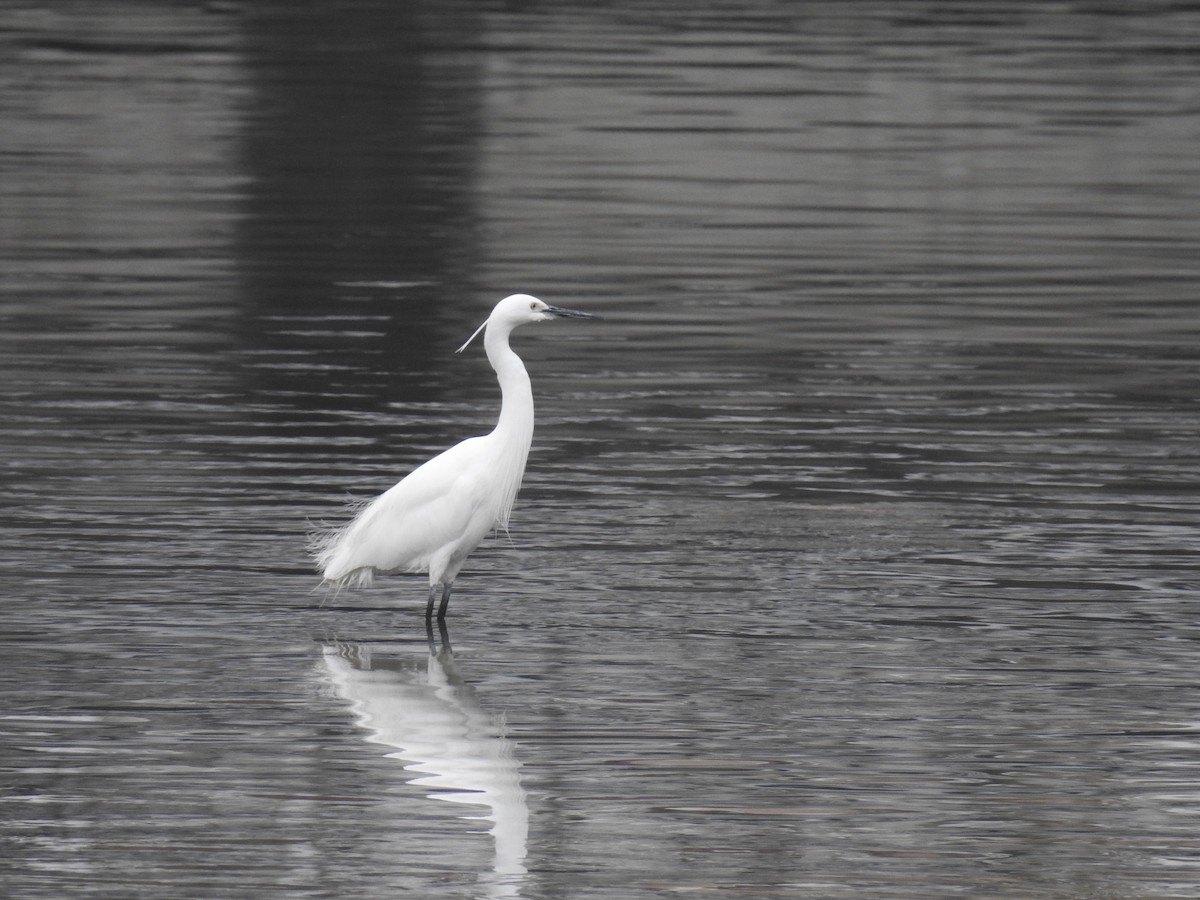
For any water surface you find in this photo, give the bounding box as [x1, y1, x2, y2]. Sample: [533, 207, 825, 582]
[2, 2, 1199, 898]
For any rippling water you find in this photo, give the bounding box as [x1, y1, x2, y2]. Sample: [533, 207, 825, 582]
[3, 2, 1199, 898]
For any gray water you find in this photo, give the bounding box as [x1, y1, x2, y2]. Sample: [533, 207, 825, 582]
[2, 2, 1199, 898]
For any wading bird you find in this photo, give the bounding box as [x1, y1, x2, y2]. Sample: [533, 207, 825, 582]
[313, 294, 599, 620]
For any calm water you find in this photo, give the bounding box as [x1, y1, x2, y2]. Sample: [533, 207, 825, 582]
[2, 2, 1199, 897]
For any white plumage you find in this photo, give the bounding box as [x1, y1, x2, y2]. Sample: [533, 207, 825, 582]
[313, 293, 598, 619]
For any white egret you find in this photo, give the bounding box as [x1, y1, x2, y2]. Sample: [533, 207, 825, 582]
[313, 293, 599, 620]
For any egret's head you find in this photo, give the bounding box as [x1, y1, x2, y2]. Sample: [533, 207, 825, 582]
[457, 293, 599, 353]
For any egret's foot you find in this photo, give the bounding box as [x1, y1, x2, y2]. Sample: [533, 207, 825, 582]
[426, 617, 453, 656]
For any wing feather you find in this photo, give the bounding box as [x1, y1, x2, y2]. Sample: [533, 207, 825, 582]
[313, 435, 498, 585]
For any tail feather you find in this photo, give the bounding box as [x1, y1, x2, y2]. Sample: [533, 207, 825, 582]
[308, 496, 376, 589]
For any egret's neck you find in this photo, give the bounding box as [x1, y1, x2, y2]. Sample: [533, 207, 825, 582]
[485, 322, 534, 445]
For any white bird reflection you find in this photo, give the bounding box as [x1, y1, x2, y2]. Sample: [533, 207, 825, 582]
[321, 622, 528, 897]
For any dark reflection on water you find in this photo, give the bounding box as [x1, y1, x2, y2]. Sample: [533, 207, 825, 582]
[2, 1, 1199, 898]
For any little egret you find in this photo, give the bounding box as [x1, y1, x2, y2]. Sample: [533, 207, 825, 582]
[313, 293, 599, 620]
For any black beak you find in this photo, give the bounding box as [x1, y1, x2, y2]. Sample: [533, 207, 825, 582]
[546, 305, 601, 320]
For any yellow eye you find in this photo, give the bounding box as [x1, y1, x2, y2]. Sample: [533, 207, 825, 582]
[529, 301, 538, 310]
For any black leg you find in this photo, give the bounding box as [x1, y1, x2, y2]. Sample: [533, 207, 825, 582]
[425, 583, 438, 620]
[425, 616, 452, 658]
[436, 582, 452, 621]
[435, 617, 452, 652]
